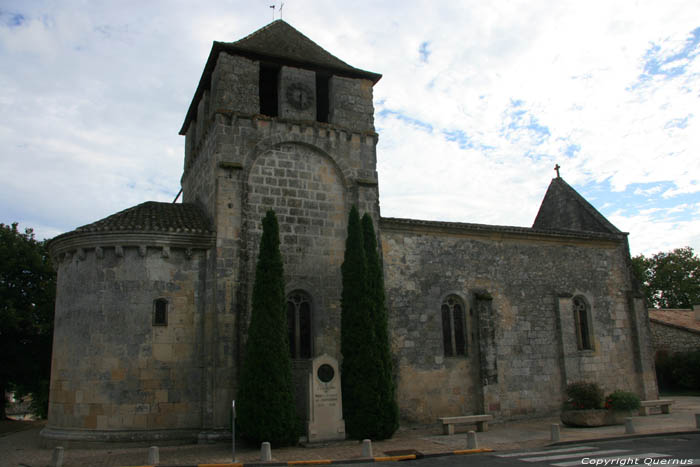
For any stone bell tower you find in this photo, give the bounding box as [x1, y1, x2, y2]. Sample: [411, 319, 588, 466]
[178, 20, 383, 429]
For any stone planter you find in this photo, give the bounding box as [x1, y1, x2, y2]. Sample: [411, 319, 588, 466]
[560, 409, 635, 427]
[604, 410, 636, 425]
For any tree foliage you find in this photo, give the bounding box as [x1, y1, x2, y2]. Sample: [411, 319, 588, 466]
[0, 223, 55, 419]
[655, 350, 700, 392]
[236, 211, 298, 446]
[340, 207, 398, 440]
[632, 246, 700, 309]
[361, 213, 398, 439]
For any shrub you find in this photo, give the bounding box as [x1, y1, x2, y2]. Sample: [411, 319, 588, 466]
[604, 390, 641, 411]
[237, 210, 298, 446]
[341, 206, 379, 439]
[362, 213, 399, 439]
[565, 381, 603, 410]
[655, 349, 700, 391]
[671, 350, 700, 390]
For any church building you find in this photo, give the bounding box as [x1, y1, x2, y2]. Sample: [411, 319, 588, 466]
[44, 20, 658, 444]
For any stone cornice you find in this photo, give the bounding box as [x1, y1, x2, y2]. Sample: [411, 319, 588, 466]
[379, 216, 627, 246]
[48, 230, 215, 260]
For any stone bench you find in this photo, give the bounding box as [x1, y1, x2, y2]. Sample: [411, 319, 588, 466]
[639, 399, 674, 416]
[438, 414, 494, 435]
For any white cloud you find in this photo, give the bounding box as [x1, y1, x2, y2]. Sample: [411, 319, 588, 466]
[0, 0, 698, 257]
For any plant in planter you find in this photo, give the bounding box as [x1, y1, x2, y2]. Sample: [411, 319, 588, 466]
[561, 382, 607, 427]
[561, 382, 642, 427]
[565, 381, 604, 410]
[604, 390, 641, 424]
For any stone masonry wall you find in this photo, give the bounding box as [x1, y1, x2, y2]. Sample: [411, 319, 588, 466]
[245, 143, 348, 359]
[329, 76, 374, 133]
[48, 246, 206, 435]
[380, 222, 648, 423]
[650, 322, 700, 354]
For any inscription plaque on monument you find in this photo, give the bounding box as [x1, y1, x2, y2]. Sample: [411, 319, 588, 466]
[307, 354, 345, 442]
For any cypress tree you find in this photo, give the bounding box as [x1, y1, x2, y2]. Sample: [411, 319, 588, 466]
[340, 206, 380, 439]
[237, 210, 298, 446]
[362, 213, 399, 439]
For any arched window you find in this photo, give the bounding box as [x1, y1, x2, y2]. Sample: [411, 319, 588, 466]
[287, 291, 312, 359]
[153, 298, 168, 326]
[441, 295, 467, 357]
[573, 295, 592, 350]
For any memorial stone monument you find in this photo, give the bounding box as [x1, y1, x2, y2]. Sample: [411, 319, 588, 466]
[307, 355, 346, 442]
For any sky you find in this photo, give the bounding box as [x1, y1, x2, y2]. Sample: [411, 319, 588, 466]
[1, 1, 699, 256]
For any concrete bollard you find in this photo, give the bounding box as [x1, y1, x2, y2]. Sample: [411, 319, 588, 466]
[52, 446, 64, 467]
[550, 423, 560, 442]
[261, 441, 272, 461]
[466, 430, 478, 449]
[148, 446, 159, 465]
[625, 417, 635, 434]
[361, 439, 373, 457]
[695, 413, 700, 429]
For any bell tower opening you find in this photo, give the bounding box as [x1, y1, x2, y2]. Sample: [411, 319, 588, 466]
[316, 72, 330, 123]
[260, 63, 280, 117]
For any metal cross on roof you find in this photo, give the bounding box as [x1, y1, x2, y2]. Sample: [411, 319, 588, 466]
[554, 164, 561, 178]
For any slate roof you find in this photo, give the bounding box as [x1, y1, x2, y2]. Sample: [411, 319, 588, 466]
[649, 309, 700, 334]
[73, 201, 212, 234]
[532, 177, 621, 234]
[180, 20, 381, 134]
[227, 20, 378, 78]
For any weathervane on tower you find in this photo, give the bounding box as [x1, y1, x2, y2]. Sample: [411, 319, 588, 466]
[269, 2, 285, 20]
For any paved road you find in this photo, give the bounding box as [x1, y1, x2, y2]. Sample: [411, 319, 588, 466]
[345, 433, 700, 466]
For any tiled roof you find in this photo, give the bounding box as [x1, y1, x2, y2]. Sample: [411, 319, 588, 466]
[227, 20, 375, 78]
[649, 309, 700, 333]
[380, 216, 626, 241]
[74, 201, 212, 234]
[532, 177, 622, 234]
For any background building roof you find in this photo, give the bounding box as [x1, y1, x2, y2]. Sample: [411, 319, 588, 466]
[649, 308, 700, 334]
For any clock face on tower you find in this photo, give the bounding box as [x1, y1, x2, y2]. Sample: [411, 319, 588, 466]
[285, 82, 314, 110]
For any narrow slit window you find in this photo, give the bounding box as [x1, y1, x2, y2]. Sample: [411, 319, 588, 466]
[573, 296, 592, 350]
[153, 298, 168, 326]
[286, 291, 313, 359]
[441, 295, 467, 356]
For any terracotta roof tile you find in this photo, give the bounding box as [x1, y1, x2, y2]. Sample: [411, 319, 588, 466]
[649, 308, 700, 333]
[75, 201, 212, 234]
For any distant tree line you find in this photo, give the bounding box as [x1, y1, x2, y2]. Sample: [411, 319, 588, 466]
[632, 246, 700, 309]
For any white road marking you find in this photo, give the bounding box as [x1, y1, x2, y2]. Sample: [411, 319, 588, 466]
[495, 446, 600, 458]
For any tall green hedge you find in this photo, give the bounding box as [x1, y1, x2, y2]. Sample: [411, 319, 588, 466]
[236, 210, 298, 446]
[362, 213, 399, 439]
[340, 207, 398, 440]
[340, 206, 377, 438]
[656, 349, 700, 391]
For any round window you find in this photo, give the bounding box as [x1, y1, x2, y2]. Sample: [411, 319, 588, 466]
[317, 364, 335, 383]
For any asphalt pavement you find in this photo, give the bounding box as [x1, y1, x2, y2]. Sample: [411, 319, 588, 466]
[1, 397, 698, 467]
